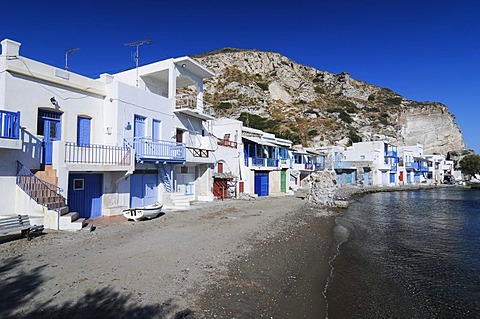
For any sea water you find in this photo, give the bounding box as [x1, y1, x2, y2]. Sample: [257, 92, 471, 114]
[325, 188, 480, 319]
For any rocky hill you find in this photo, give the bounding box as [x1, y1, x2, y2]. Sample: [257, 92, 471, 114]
[193, 49, 465, 155]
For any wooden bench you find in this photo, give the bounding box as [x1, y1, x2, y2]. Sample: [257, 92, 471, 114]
[0, 215, 34, 240]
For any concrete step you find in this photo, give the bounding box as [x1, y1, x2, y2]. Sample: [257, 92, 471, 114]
[58, 206, 69, 216]
[59, 212, 79, 228]
[59, 211, 87, 231]
[163, 205, 191, 211]
[60, 218, 86, 231]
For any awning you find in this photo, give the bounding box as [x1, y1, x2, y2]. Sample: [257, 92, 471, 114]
[174, 109, 215, 121]
[242, 136, 277, 147]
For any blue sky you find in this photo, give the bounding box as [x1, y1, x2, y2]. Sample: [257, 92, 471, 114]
[2, 0, 479, 153]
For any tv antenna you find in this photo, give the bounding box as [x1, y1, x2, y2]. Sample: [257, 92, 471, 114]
[65, 48, 80, 71]
[124, 39, 152, 87]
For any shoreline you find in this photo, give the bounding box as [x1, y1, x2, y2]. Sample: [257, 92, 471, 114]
[192, 205, 340, 318]
[0, 184, 458, 318]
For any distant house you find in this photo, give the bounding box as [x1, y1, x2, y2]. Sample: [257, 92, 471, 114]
[290, 146, 326, 189]
[397, 144, 429, 184]
[331, 141, 399, 186]
[242, 127, 292, 197]
[210, 118, 243, 199]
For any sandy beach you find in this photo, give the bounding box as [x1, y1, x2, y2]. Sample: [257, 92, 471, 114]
[0, 190, 340, 319]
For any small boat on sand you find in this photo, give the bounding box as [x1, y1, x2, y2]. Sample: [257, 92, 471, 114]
[123, 202, 163, 221]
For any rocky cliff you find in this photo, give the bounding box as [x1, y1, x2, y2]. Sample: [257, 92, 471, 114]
[194, 49, 465, 154]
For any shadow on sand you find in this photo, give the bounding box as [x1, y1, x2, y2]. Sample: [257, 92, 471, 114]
[0, 255, 194, 319]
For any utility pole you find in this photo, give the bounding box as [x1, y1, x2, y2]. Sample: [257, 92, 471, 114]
[65, 48, 80, 71]
[124, 39, 152, 87]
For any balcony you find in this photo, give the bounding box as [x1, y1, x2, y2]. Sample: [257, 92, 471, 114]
[405, 162, 428, 172]
[65, 142, 131, 164]
[314, 162, 325, 171]
[0, 110, 22, 149]
[293, 162, 314, 171]
[175, 94, 200, 110]
[217, 133, 237, 149]
[247, 157, 279, 168]
[279, 158, 290, 168]
[334, 161, 356, 169]
[124, 138, 186, 163]
[187, 147, 209, 158]
[385, 150, 397, 157]
[57, 142, 134, 172]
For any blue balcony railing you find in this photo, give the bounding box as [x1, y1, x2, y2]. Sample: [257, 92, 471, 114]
[0, 110, 20, 139]
[405, 162, 417, 169]
[267, 158, 278, 167]
[418, 165, 429, 172]
[385, 150, 397, 157]
[124, 138, 185, 162]
[65, 142, 131, 166]
[248, 157, 279, 167]
[405, 162, 428, 172]
[314, 162, 325, 171]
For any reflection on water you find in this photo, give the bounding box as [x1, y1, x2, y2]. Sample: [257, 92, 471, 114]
[326, 188, 480, 319]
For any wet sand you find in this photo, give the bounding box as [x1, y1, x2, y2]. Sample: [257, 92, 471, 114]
[194, 207, 338, 318]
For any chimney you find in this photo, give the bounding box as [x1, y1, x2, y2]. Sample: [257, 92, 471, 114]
[1, 39, 21, 57]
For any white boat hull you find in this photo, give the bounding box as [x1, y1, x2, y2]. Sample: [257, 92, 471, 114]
[123, 203, 163, 221]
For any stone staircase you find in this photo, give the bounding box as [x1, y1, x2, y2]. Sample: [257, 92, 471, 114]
[30, 164, 86, 231]
[34, 164, 58, 186]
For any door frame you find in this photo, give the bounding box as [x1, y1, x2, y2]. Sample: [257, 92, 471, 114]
[38, 109, 62, 165]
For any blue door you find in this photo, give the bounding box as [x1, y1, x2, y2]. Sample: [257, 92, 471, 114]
[39, 110, 62, 165]
[77, 116, 91, 146]
[346, 173, 352, 184]
[130, 172, 158, 207]
[364, 172, 370, 185]
[68, 174, 102, 218]
[414, 173, 421, 183]
[254, 171, 269, 196]
[337, 173, 343, 185]
[407, 173, 412, 184]
[390, 173, 396, 183]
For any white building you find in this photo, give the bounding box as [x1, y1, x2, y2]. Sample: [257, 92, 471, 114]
[0, 38, 215, 229]
[210, 117, 244, 198]
[397, 144, 429, 184]
[241, 127, 292, 197]
[338, 141, 398, 186]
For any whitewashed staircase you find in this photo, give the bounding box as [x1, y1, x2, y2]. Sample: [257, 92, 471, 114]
[58, 206, 87, 231]
[167, 193, 191, 210]
[16, 162, 87, 231]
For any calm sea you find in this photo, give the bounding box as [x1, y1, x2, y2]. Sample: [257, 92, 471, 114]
[325, 188, 480, 319]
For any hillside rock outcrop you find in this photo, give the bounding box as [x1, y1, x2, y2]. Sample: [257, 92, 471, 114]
[194, 49, 465, 154]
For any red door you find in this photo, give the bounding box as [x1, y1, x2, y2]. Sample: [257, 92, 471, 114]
[213, 178, 228, 199]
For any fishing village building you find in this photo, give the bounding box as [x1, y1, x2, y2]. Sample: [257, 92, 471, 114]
[0, 38, 460, 231]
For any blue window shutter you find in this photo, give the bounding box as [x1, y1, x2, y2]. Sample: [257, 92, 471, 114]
[77, 117, 91, 146]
